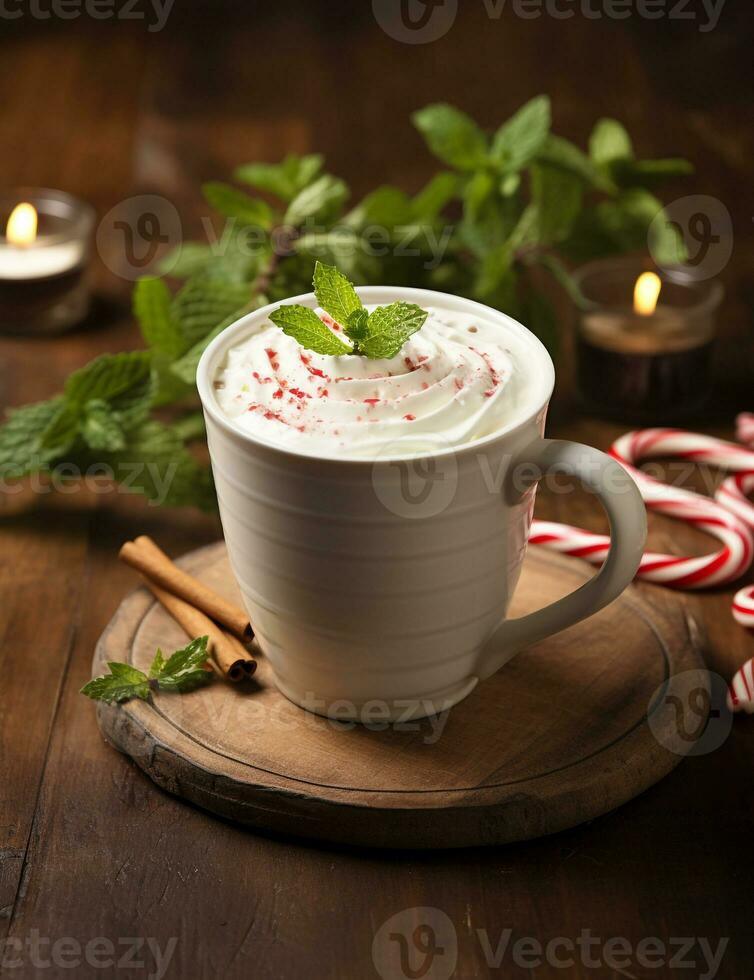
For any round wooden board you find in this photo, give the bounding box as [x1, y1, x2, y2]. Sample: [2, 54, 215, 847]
[94, 542, 707, 849]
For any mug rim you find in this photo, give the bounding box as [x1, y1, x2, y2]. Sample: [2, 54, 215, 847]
[196, 286, 555, 466]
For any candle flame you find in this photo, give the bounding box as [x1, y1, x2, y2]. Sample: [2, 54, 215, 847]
[6, 203, 38, 246]
[633, 271, 662, 316]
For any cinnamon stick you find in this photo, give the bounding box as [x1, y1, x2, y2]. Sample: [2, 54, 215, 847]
[144, 580, 257, 683]
[119, 536, 252, 642]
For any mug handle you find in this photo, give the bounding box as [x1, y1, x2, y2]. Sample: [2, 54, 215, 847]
[475, 438, 647, 681]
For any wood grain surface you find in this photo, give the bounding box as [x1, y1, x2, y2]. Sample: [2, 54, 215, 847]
[1, 5, 753, 977]
[94, 542, 707, 849]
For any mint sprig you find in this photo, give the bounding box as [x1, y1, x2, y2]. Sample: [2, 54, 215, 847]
[81, 636, 212, 704]
[270, 262, 429, 359]
[0, 104, 692, 512]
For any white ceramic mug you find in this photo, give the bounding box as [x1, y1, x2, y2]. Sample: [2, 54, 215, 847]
[197, 288, 647, 721]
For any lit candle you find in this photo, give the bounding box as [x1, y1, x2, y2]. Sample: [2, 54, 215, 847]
[0, 189, 94, 335]
[575, 259, 723, 423]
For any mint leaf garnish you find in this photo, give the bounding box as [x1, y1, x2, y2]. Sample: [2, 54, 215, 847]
[345, 308, 369, 344]
[269, 304, 352, 355]
[81, 636, 212, 704]
[313, 260, 363, 327]
[270, 263, 429, 359]
[357, 302, 429, 360]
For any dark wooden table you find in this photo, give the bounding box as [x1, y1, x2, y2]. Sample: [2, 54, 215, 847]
[2, 6, 753, 978]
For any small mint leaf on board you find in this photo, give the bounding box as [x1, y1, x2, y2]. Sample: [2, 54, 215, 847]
[153, 636, 212, 692]
[358, 302, 428, 360]
[313, 260, 364, 326]
[149, 649, 166, 679]
[82, 637, 213, 704]
[269, 304, 352, 356]
[80, 662, 150, 704]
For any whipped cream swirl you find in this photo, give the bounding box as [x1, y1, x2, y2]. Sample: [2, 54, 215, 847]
[214, 305, 529, 458]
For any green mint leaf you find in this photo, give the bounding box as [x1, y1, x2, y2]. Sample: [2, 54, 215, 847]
[293, 231, 364, 283]
[530, 162, 583, 245]
[171, 411, 206, 443]
[160, 235, 265, 285]
[345, 308, 369, 344]
[81, 662, 150, 704]
[284, 175, 349, 227]
[491, 95, 551, 172]
[507, 203, 541, 253]
[411, 172, 458, 220]
[82, 639, 212, 703]
[64, 352, 154, 430]
[149, 649, 166, 679]
[81, 400, 126, 452]
[345, 186, 413, 230]
[98, 420, 217, 510]
[358, 303, 428, 360]
[151, 354, 195, 408]
[536, 135, 605, 188]
[0, 398, 66, 479]
[202, 182, 274, 229]
[171, 278, 251, 349]
[235, 162, 298, 201]
[235, 153, 324, 203]
[472, 242, 515, 307]
[412, 104, 488, 171]
[589, 118, 633, 166]
[463, 171, 496, 224]
[171, 304, 256, 386]
[159, 243, 217, 280]
[269, 304, 352, 356]
[313, 261, 364, 326]
[153, 636, 212, 692]
[134, 276, 184, 357]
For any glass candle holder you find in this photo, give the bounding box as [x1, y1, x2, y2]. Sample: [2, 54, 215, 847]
[0, 188, 95, 335]
[575, 257, 723, 424]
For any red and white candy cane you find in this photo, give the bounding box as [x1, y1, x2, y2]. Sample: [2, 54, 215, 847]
[530, 424, 754, 588]
[529, 415, 754, 712]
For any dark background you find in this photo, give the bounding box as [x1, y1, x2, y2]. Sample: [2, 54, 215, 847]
[2, 0, 753, 405]
[1, 3, 754, 978]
